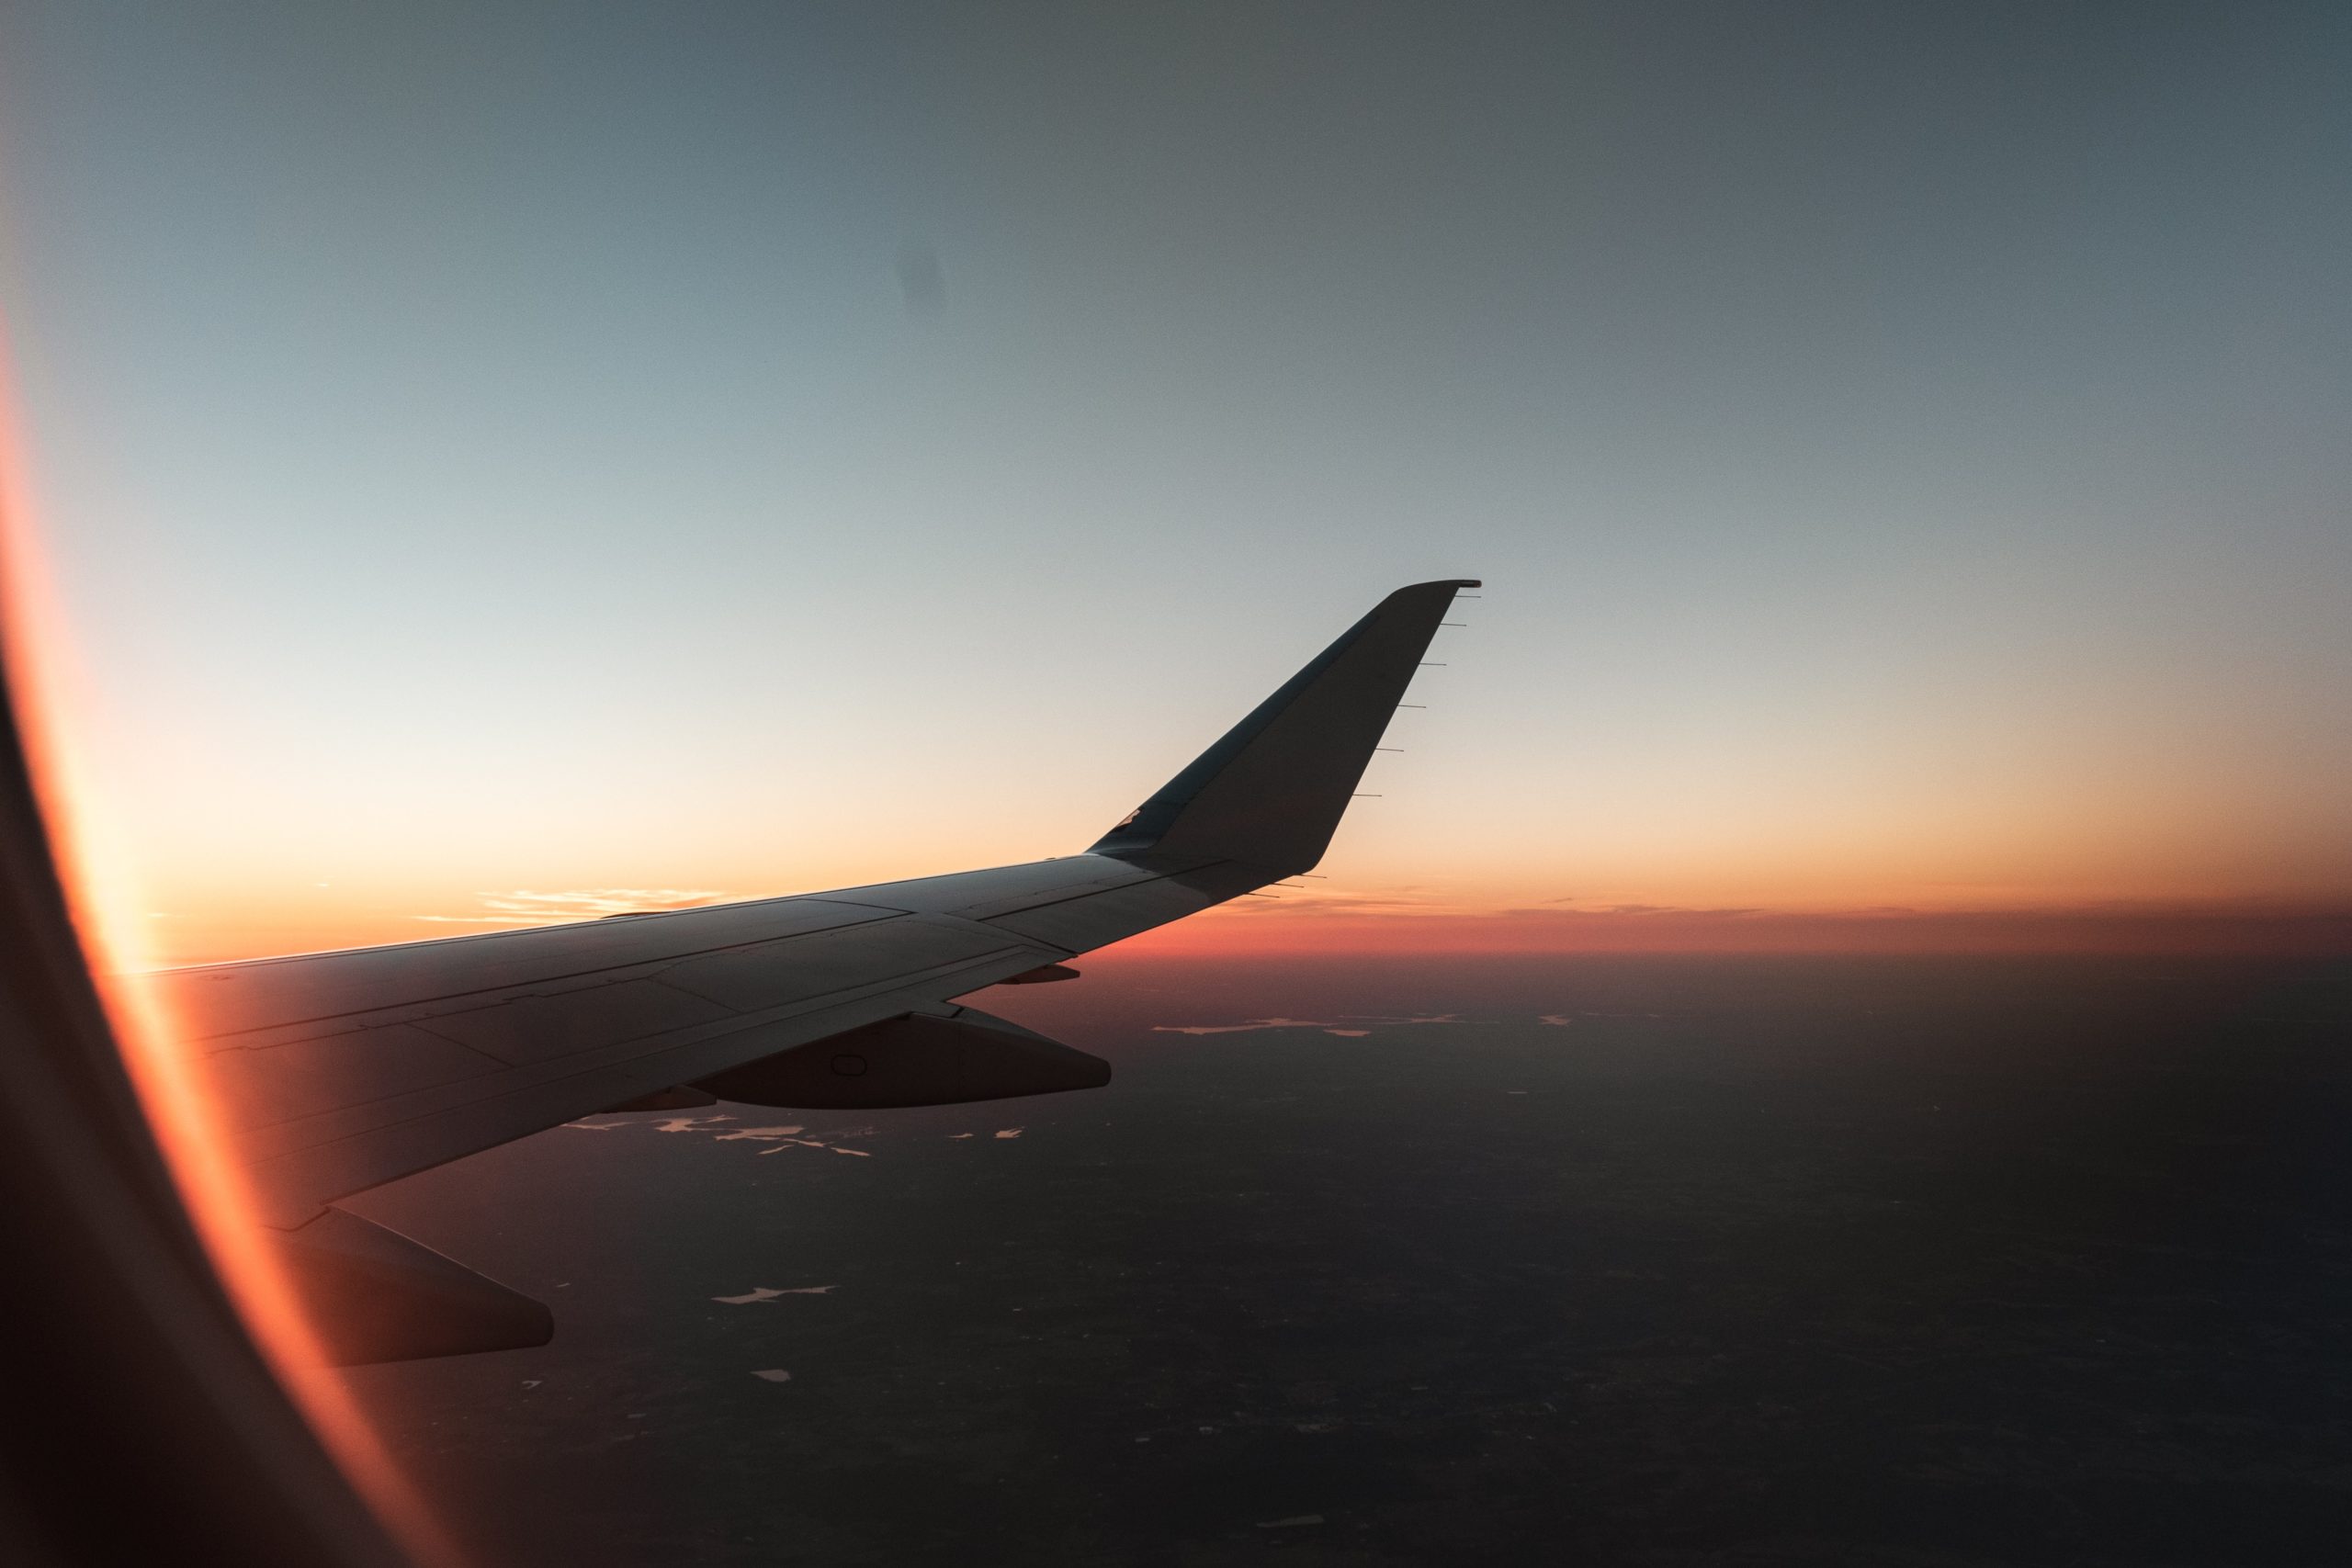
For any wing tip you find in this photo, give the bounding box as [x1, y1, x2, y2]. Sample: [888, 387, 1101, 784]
[1382, 578, 1481, 604]
[1089, 577, 1478, 868]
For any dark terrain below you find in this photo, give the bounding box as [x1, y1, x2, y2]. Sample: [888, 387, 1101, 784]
[340, 953, 2352, 1566]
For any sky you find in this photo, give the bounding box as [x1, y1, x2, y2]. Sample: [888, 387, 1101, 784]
[2, 2, 2348, 964]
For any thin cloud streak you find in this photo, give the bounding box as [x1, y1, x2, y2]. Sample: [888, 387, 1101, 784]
[411, 887, 729, 928]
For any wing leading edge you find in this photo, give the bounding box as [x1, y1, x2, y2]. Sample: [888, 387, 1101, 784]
[155, 580, 1476, 1358]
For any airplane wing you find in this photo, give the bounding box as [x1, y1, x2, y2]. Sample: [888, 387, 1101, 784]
[146, 579, 1476, 1359]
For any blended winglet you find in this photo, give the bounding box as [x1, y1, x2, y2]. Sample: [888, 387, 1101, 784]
[1088, 579, 1478, 875]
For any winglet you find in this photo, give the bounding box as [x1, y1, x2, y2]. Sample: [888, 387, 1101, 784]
[1088, 580, 1478, 875]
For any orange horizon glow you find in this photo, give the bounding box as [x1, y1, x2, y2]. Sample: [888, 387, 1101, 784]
[107, 879, 2352, 972]
[0, 367, 466, 1568]
[1121, 897, 2352, 958]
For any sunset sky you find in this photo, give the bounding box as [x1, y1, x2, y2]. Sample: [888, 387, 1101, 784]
[3, 3, 2347, 964]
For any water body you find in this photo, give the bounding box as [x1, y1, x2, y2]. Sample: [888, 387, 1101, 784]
[339, 955, 2352, 1566]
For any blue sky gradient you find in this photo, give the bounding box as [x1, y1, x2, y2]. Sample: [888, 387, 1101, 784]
[3, 3, 2347, 959]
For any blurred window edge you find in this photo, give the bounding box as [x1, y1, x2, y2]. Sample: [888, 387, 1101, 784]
[0, 675, 403, 1566]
